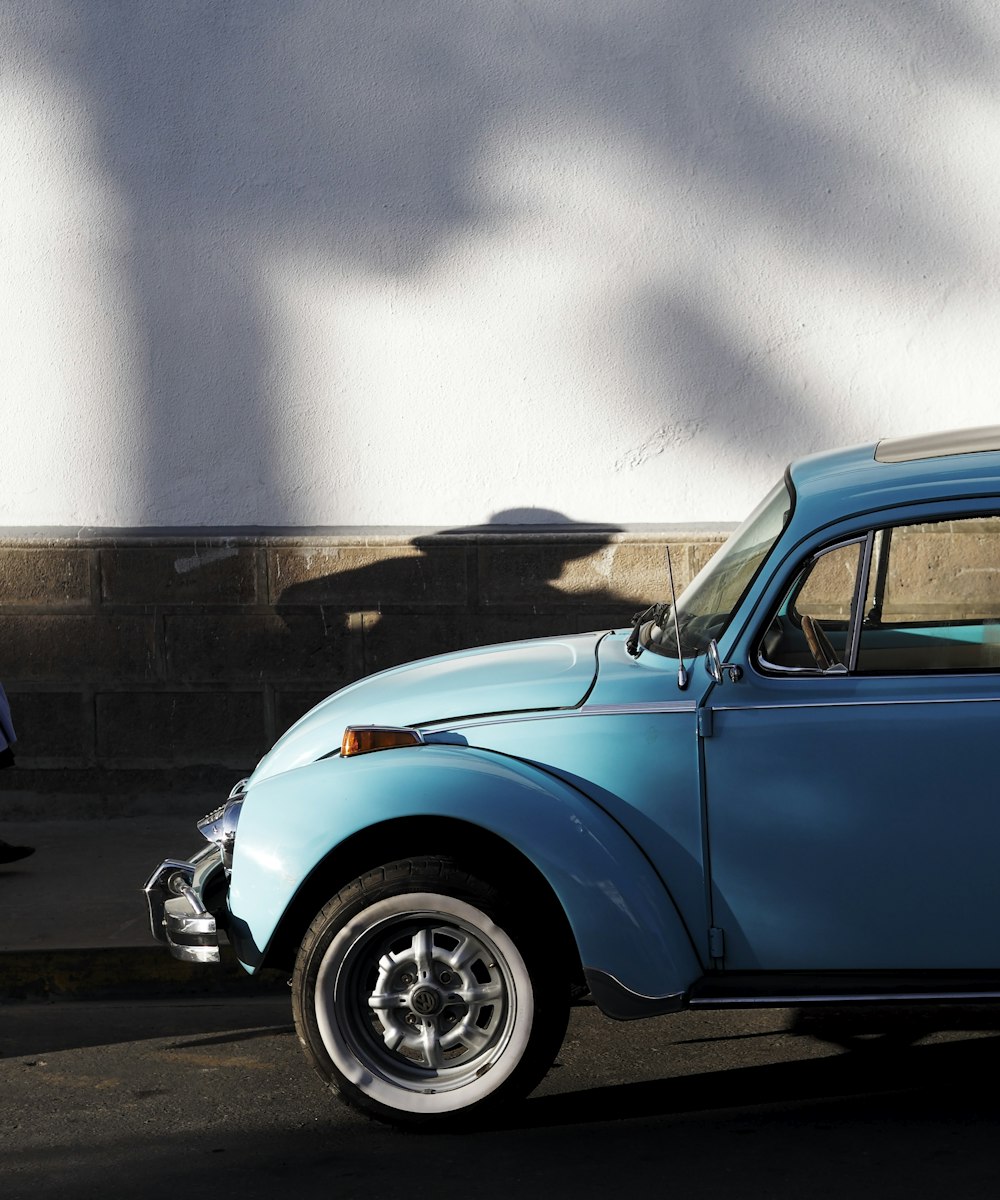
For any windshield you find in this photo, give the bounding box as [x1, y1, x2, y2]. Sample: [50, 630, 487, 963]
[645, 477, 793, 657]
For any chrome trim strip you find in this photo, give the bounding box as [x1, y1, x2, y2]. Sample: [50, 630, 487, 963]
[875, 425, 1000, 463]
[579, 701, 698, 716]
[714, 696, 1000, 714]
[438, 700, 697, 733]
[689, 989, 1000, 1008]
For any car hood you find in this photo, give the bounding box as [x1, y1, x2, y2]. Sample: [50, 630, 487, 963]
[249, 632, 605, 784]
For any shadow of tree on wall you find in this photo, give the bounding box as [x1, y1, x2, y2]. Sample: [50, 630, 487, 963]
[15, 2, 996, 525]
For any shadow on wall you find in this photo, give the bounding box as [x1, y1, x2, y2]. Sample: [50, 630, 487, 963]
[15, 2, 993, 524]
[273, 509, 637, 727]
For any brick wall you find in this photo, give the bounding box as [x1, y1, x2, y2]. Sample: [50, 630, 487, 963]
[0, 527, 727, 817]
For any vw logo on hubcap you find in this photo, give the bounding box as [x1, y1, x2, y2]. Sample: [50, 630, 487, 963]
[410, 986, 442, 1016]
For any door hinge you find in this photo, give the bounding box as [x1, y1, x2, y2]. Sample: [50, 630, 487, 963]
[697, 708, 714, 738]
[709, 926, 725, 960]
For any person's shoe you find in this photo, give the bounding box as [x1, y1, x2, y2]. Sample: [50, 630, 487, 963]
[0, 840, 34, 864]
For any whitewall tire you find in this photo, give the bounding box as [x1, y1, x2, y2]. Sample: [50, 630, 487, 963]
[291, 858, 569, 1127]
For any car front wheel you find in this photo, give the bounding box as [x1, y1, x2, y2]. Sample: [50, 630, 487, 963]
[291, 857, 569, 1127]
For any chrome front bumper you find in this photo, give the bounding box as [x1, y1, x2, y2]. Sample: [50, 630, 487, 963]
[144, 842, 226, 963]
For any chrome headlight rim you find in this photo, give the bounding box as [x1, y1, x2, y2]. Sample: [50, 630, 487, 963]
[197, 778, 248, 870]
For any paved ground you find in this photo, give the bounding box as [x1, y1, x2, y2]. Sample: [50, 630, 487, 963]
[5, 996, 1000, 1200]
[1, 815, 200, 953]
[0, 813, 258, 997]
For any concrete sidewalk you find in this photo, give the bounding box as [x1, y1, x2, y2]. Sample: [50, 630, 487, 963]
[0, 815, 280, 998]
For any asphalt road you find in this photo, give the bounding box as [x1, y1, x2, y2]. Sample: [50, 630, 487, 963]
[3, 995, 999, 1199]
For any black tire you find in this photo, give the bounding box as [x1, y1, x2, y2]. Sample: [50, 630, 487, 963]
[291, 857, 569, 1127]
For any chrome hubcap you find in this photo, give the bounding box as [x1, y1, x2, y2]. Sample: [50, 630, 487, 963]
[345, 917, 512, 1077]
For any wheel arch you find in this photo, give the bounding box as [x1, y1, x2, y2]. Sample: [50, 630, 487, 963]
[260, 815, 582, 986]
[229, 745, 703, 1008]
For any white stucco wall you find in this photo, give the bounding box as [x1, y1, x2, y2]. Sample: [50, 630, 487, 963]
[3, 1, 1000, 528]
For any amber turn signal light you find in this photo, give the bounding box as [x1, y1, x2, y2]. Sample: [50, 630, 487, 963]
[341, 725, 424, 758]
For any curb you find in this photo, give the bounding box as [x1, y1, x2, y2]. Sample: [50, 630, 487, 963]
[0, 946, 289, 1001]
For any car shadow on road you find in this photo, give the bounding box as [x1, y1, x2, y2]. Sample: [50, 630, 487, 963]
[9, 1020, 1000, 1200]
[503, 1022, 1000, 1132]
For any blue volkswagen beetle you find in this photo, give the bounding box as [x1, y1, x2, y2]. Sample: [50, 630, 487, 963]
[146, 426, 1000, 1125]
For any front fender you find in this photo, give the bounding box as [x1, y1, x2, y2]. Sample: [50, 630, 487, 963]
[229, 745, 702, 1008]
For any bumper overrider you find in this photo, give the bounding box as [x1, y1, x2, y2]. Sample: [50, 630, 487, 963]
[143, 781, 246, 964]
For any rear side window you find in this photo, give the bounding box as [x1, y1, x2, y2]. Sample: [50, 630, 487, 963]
[859, 516, 1000, 672]
[758, 513, 1000, 675]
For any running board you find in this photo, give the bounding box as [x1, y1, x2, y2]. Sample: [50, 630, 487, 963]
[687, 971, 1000, 1009]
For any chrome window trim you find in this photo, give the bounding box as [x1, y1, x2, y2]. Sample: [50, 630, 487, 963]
[756, 533, 870, 677]
[846, 530, 875, 671]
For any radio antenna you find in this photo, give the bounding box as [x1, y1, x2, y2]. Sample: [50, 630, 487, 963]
[665, 547, 688, 690]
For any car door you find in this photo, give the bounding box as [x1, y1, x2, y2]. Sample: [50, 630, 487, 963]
[703, 509, 1000, 972]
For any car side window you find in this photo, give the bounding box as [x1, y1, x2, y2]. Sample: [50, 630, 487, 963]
[758, 539, 866, 672]
[858, 515, 1000, 672]
[759, 513, 1000, 676]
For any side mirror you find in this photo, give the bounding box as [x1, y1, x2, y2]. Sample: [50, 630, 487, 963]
[706, 639, 743, 685]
